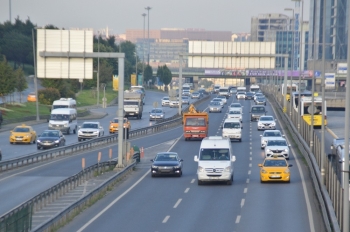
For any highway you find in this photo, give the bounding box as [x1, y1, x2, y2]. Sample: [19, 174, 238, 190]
[0, 91, 189, 161]
[0, 91, 198, 214]
[56, 94, 327, 232]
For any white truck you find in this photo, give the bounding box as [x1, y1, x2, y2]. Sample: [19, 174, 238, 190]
[124, 92, 144, 119]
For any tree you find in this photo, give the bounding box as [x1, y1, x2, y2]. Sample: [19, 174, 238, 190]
[14, 67, 27, 103]
[156, 65, 172, 90]
[144, 65, 153, 85]
[0, 59, 16, 104]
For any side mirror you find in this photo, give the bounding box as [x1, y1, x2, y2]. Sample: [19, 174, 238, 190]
[282, 135, 285, 137]
[194, 156, 199, 162]
[78, 126, 81, 129]
[288, 164, 293, 167]
[99, 126, 102, 129]
[150, 159, 154, 162]
[258, 164, 262, 167]
[180, 159, 184, 162]
[330, 145, 334, 150]
[288, 144, 291, 147]
[220, 126, 223, 129]
[241, 126, 243, 129]
[275, 119, 277, 121]
[339, 160, 343, 163]
[231, 156, 236, 162]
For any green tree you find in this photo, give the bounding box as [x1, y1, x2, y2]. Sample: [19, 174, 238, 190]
[14, 67, 28, 103]
[156, 65, 172, 90]
[0, 59, 16, 104]
[144, 65, 153, 85]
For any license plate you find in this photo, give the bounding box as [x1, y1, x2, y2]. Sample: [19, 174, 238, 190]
[129, 113, 134, 115]
[192, 135, 199, 137]
[209, 177, 219, 180]
[271, 175, 280, 178]
[16, 138, 22, 141]
[44, 143, 51, 145]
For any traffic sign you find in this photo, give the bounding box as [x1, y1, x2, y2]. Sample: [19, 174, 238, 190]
[153, 102, 158, 108]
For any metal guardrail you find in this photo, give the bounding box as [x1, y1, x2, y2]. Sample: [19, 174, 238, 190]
[261, 85, 339, 232]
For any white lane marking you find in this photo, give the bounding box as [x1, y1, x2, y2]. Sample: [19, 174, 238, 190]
[241, 199, 245, 208]
[250, 152, 252, 155]
[184, 188, 190, 193]
[173, 199, 182, 208]
[244, 188, 248, 193]
[249, 163, 252, 167]
[76, 135, 182, 232]
[191, 179, 195, 184]
[248, 170, 251, 175]
[246, 179, 250, 183]
[235, 215, 241, 223]
[250, 157, 252, 160]
[270, 100, 315, 232]
[162, 215, 170, 223]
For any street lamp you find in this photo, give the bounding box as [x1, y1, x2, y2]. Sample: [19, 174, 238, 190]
[9, 0, 11, 23]
[142, 13, 147, 86]
[97, 31, 100, 107]
[285, 8, 295, 118]
[145, 6, 151, 64]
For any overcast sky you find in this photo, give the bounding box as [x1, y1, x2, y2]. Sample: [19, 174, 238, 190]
[0, 0, 310, 34]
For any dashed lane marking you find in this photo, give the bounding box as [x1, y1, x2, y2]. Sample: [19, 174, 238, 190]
[235, 215, 241, 223]
[241, 199, 245, 208]
[246, 179, 250, 183]
[248, 170, 251, 175]
[191, 179, 195, 184]
[173, 199, 182, 208]
[244, 188, 248, 193]
[184, 188, 189, 193]
[162, 216, 170, 223]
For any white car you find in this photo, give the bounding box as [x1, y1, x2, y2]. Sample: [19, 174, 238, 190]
[264, 137, 290, 159]
[211, 98, 224, 108]
[162, 96, 170, 106]
[216, 95, 227, 104]
[254, 92, 264, 101]
[78, 122, 104, 141]
[227, 110, 242, 122]
[236, 91, 246, 99]
[229, 103, 243, 113]
[260, 130, 284, 149]
[169, 99, 179, 108]
[257, 116, 276, 131]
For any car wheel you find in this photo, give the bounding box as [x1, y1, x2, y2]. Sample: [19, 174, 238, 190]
[33, 138, 36, 144]
[227, 175, 233, 185]
[260, 179, 264, 183]
[37, 146, 40, 150]
[151, 173, 156, 177]
[78, 138, 81, 142]
[10, 142, 13, 144]
[67, 128, 70, 135]
[73, 127, 77, 134]
[98, 133, 101, 137]
[198, 180, 203, 185]
[239, 139, 242, 142]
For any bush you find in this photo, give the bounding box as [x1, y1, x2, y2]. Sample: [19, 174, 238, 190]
[38, 88, 61, 105]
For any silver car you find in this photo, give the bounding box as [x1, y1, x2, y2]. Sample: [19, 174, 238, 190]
[257, 116, 276, 131]
[149, 108, 165, 121]
[211, 98, 224, 108]
[181, 96, 190, 105]
[209, 101, 222, 113]
[264, 137, 290, 159]
[236, 91, 246, 99]
[227, 110, 242, 122]
[162, 96, 170, 106]
[260, 130, 284, 149]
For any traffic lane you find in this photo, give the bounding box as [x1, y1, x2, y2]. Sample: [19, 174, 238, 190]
[59, 98, 245, 231]
[0, 91, 172, 161]
[0, 125, 184, 215]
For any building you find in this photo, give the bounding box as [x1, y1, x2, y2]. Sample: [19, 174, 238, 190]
[127, 28, 232, 68]
[308, 0, 347, 71]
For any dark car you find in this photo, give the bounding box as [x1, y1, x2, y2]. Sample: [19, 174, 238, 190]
[198, 88, 208, 95]
[0, 149, 2, 161]
[250, 105, 267, 121]
[151, 152, 183, 177]
[36, 130, 66, 149]
[245, 92, 255, 100]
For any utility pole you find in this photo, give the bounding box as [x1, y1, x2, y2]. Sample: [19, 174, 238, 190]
[142, 13, 146, 86]
[145, 6, 151, 64]
[97, 32, 100, 107]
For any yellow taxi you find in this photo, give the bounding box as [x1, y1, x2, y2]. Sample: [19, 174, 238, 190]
[109, 118, 131, 134]
[27, 92, 37, 102]
[258, 155, 292, 183]
[9, 124, 37, 144]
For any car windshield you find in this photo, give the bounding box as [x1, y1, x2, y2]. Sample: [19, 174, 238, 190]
[237, 92, 245, 94]
[151, 109, 163, 113]
[260, 117, 274, 121]
[163, 97, 169, 100]
[50, 114, 70, 121]
[229, 111, 240, 114]
[52, 105, 69, 109]
[247, 92, 254, 96]
[112, 119, 127, 123]
[82, 123, 98, 129]
[267, 140, 287, 146]
[154, 153, 178, 161]
[230, 104, 241, 107]
[14, 127, 30, 132]
[41, 131, 59, 137]
[252, 107, 265, 112]
[264, 131, 282, 137]
[124, 101, 139, 106]
[200, 148, 230, 160]
[210, 102, 220, 106]
[186, 118, 205, 126]
[257, 97, 265, 101]
[213, 99, 221, 102]
[263, 160, 287, 167]
[224, 122, 241, 129]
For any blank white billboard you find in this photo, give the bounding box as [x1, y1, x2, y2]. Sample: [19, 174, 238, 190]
[37, 29, 93, 79]
[188, 41, 276, 69]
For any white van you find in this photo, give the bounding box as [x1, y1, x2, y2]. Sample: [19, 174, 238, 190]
[237, 86, 246, 92]
[222, 118, 242, 142]
[48, 108, 78, 134]
[194, 136, 236, 185]
[51, 98, 77, 111]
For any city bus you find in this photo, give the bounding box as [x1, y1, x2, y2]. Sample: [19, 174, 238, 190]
[281, 83, 298, 102]
[299, 96, 327, 126]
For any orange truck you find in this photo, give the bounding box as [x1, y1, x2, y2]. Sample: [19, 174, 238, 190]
[183, 105, 209, 141]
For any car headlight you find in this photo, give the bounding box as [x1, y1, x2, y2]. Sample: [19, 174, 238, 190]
[25, 134, 30, 138]
[266, 149, 272, 153]
[78, 130, 83, 134]
[258, 123, 263, 126]
[160, 114, 164, 117]
[224, 166, 231, 172]
[185, 131, 191, 133]
[198, 166, 204, 172]
[64, 123, 69, 127]
[271, 123, 276, 126]
[54, 140, 60, 143]
[49, 123, 53, 127]
[110, 125, 113, 128]
[261, 169, 267, 173]
[37, 140, 41, 143]
[93, 131, 99, 134]
[284, 149, 289, 152]
[174, 166, 180, 169]
[283, 169, 290, 174]
[151, 165, 158, 169]
[200, 131, 206, 133]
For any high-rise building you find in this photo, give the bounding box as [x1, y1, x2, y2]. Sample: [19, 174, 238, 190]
[308, 0, 347, 70]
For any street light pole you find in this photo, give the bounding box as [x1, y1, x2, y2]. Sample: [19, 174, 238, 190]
[320, 0, 326, 185]
[145, 6, 151, 65]
[9, 0, 11, 23]
[310, 0, 317, 150]
[97, 32, 100, 107]
[142, 13, 146, 86]
[285, 8, 295, 118]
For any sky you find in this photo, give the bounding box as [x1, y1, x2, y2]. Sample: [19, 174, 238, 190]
[0, 0, 310, 35]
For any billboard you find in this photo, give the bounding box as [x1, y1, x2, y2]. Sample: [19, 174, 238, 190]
[325, 73, 335, 89]
[131, 74, 137, 86]
[204, 69, 313, 77]
[37, 29, 93, 79]
[337, 63, 347, 74]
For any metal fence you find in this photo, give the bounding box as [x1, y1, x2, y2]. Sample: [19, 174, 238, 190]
[261, 84, 340, 231]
